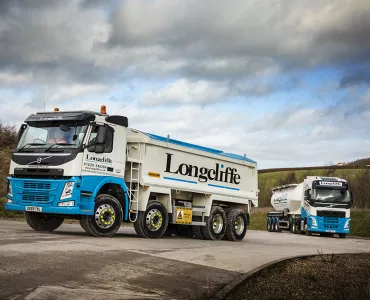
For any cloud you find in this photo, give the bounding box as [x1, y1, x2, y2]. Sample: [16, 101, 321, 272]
[0, 71, 33, 86]
[339, 71, 370, 88]
[139, 79, 230, 105]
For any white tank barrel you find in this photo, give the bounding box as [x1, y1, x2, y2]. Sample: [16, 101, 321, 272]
[270, 183, 303, 212]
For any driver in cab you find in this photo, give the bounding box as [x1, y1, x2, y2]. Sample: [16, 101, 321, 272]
[48, 129, 68, 144]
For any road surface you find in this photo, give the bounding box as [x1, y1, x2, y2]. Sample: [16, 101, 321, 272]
[0, 220, 369, 300]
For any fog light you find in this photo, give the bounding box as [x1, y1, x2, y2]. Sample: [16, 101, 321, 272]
[58, 201, 75, 207]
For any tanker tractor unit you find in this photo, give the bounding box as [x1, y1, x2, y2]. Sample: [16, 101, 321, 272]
[5, 106, 258, 241]
[267, 176, 353, 238]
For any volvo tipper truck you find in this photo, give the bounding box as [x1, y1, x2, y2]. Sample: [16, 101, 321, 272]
[5, 106, 258, 241]
[267, 176, 353, 238]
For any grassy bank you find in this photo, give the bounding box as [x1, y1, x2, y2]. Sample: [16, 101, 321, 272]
[249, 207, 370, 237]
[224, 253, 370, 300]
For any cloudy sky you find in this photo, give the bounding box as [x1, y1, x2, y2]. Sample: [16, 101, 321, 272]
[0, 0, 370, 169]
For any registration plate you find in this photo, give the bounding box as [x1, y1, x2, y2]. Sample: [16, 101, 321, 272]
[326, 230, 335, 233]
[26, 206, 42, 212]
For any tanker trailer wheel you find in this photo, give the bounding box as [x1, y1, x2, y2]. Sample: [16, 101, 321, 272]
[267, 217, 272, 232]
[201, 206, 227, 240]
[25, 212, 64, 231]
[224, 209, 248, 241]
[292, 219, 297, 234]
[81, 194, 123, 237]
[134, 201, 169, 238]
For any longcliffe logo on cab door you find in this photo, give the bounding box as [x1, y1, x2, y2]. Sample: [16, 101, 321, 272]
[164, 153, 241, 184]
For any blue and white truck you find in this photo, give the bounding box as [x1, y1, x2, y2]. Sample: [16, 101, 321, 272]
[267, 176, 353, 238]
[5, 106, 258, 241]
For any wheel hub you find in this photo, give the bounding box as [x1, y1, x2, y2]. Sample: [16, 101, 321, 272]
[234, 216, 245, 235]
[95, 204, 116, 229]
[146, 209, 163, 231]
[212, 214, 224, 234]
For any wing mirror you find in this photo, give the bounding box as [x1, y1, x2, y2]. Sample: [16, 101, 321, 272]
[96, 126, 108, 145]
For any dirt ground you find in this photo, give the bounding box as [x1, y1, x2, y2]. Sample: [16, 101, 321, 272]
[224, 253, 370, 300]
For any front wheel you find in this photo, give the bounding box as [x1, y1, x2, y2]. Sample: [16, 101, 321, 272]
[25, 212, 64, 231]
[224, 209, 248, 241]
[339, 233, 347, 239]
[80, 194, 123, 237]
[134, 201, 169, 238]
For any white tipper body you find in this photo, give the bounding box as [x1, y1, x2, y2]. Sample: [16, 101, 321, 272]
[125, 128, 258, 214]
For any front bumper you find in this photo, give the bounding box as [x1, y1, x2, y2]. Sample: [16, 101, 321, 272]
[308, 215, 350, 234]
[5, 177, 94, 216]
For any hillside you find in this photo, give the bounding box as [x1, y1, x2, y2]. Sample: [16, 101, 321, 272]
[258, 168, 370, 208]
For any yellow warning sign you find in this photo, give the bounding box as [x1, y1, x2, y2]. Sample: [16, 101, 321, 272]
[176, 207, 192, 224]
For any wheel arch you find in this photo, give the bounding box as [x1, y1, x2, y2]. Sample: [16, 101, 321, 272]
[93, 178, 129, 221]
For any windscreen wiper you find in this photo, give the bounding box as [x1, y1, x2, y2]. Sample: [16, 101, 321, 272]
[17, 143, 46, 152]
[45, 143, 75, 152]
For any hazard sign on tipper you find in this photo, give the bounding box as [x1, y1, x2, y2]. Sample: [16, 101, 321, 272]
[175, 207, 192, 224]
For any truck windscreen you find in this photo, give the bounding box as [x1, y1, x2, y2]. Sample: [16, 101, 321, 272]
[312, 189, 351, 203]
[17, 122, 88, 152]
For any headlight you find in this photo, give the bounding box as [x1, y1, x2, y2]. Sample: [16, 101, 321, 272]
[344, 219, 351, 229]
[7, 180, 12, 197]
[61, 182, 74, 200]
[58, 201, 75, 207]
[310, 217, 317, 227]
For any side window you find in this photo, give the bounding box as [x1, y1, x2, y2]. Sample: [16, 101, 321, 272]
[87, 125, 114, 153]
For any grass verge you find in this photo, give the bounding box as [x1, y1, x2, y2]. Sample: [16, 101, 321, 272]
[224, 253, 370, 300]
[0, 197, 24, 219]
[249, 207, 370, 237]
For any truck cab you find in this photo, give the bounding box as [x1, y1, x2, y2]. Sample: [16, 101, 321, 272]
[268, 176, 353, 238]
[6, 107, 131, 234]
[301, 176, 353, 237]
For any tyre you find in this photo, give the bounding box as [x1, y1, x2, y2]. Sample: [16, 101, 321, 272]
[339, 233, 347, 239]
[193, 225, 205, 239]
[292, 219, 297, 234]
[306, 230, 312, 236]
[134, 201, 169, 238]
[81, 194, 123, 237]
[201, 206, 227, 240]
[267, 217, 272, 232]
[79, 218, 88, 232]
[297, 219, 302, 234]
[289, 219, 294, 233]
[271, 217, 276, 232]
[175, 225, 194, 237]
[25, 212, 64, 232]
[224, 209, 248, 241]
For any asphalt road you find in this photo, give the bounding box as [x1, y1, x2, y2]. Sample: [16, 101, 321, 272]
[0, 220, 369, 300]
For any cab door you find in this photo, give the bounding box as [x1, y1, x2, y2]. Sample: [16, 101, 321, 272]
[81, 123, 120, 178]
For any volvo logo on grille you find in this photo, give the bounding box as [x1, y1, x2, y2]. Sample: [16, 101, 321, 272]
[27, 156, 52, 165]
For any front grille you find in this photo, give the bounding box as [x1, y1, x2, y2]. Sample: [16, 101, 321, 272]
[23, 181, 51, 190]
[323, 216, 339, 229]
[22, 194, 50, 202]
[317, 210, 345, 218]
